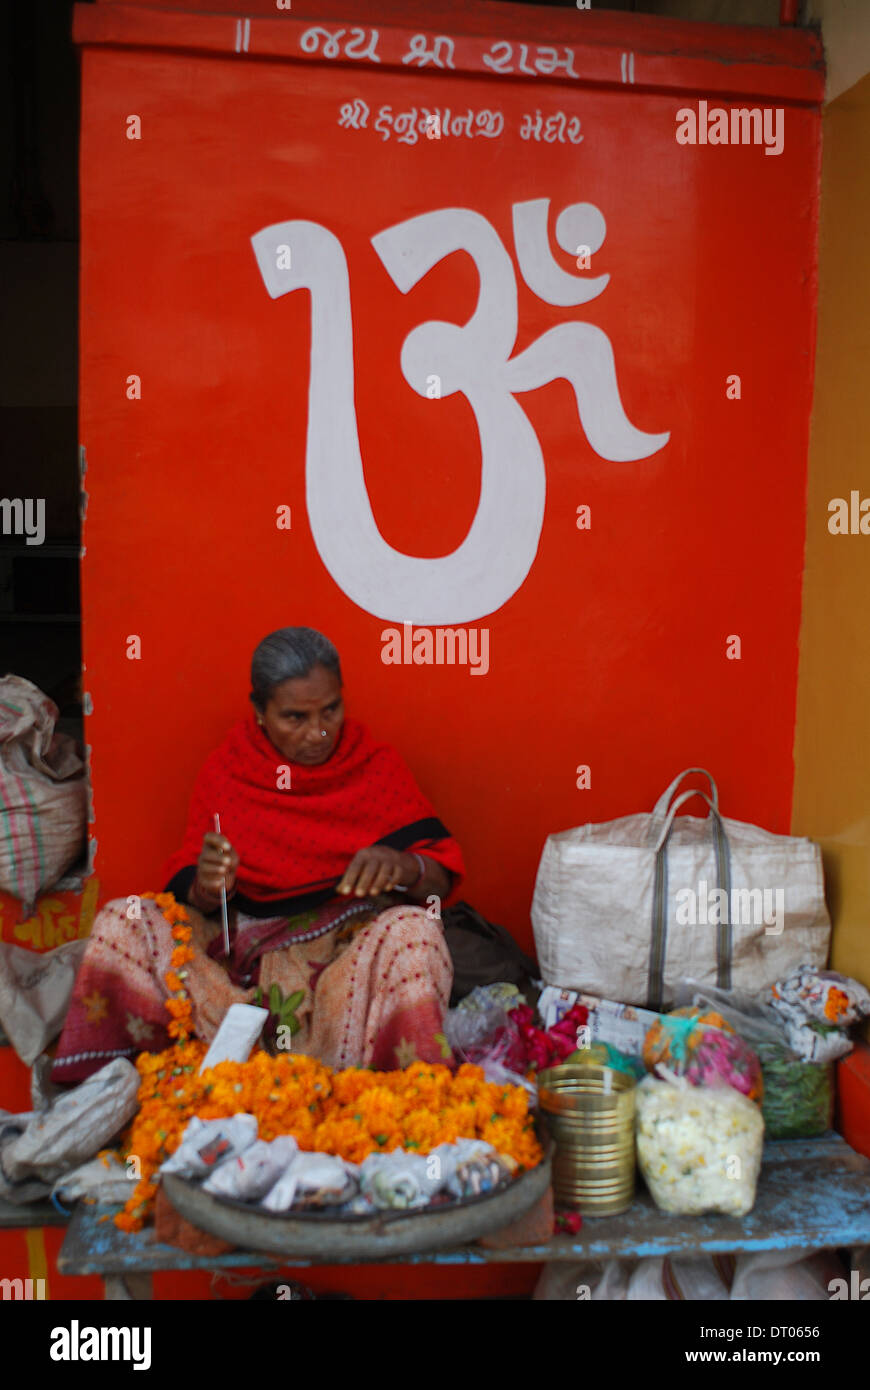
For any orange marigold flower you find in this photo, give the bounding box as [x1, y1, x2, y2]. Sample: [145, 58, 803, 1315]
[494, 1088, 530, 1122]
[114, 1212, 144, 1233]
[113, 1045, 541, 1230]
[824, 988, 850, 1022]
[331, 1069, 376, 1105]
[356, 1087, 400, 1128]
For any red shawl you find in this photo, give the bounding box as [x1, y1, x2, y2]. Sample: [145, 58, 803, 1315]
[163, 715, 464, 910]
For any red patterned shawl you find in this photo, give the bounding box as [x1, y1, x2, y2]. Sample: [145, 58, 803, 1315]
[163, 715, 464, 910]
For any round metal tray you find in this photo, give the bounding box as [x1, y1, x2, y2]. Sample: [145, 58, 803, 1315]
[162, 1147, 552, 1260]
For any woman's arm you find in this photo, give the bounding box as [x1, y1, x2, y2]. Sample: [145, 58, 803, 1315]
[188, 832, 240, 913]
[403, 853, 452, 906]
[337, 846, 452, 906]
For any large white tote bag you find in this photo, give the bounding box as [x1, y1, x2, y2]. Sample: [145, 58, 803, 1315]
[531, 769, 831, 1010]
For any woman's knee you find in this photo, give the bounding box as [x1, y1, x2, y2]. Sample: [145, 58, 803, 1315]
[382, 903, 441, 930]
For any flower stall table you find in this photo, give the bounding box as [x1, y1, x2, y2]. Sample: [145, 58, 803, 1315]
[0, 1199, 68, 1230]
[56, 1133, 870, 1299]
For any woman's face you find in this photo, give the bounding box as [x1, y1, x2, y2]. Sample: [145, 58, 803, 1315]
[260, 665, 344, 766]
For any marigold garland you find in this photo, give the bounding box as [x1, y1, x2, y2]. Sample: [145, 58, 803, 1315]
[142, 889, 194, 1042]
[113, 891, 542, 1232]
[114, 1048, 542, 1232]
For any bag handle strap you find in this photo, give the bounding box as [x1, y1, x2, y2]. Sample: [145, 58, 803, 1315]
[648, 789, 733, 1011]
[652, 768, 719, 820]
[652, 788, 718, 853]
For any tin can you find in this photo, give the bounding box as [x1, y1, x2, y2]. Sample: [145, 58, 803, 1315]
[538, 1063, 636, 1216]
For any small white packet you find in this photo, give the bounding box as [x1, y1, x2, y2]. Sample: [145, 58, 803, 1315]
[430, 1138, 491, 1180]
[199, 1003, 269, 1073]
[778, 1006, 853, 1063]
[429, 1139, 512, 1198]
[160, 1114, 258, 1179]
[203, 1135, 298, 1200]
[53, 1153, 135, 1205]
[262, 1152, 355, 1212]
[359, 1150, 439, 1211]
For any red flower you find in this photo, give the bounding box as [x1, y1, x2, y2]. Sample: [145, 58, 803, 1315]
[554, 1209, 583, 1236]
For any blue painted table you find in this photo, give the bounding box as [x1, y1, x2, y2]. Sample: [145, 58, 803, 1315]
[55, 1134, 870, 1296]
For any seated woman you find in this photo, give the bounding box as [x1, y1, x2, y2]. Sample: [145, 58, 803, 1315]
[53, 627, 463, 1083]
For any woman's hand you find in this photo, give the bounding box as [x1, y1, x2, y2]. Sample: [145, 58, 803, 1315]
[194, 831, 239, 906]
[337, 846, 417, 898]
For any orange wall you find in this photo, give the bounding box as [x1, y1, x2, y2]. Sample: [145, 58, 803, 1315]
[0, 0, 826, 1306]
[74, 2, 823, 955]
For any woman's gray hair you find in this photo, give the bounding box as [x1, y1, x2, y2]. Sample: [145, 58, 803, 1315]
[250, 627, 342, 711]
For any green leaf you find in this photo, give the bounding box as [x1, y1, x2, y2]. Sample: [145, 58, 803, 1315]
[269, 983, 282, 1014]
[285, 990, 305, 1011]
[288, 1016, 301, 1035]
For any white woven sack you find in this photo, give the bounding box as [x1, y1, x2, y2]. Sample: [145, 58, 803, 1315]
[0, 675, 87, 914]
[531, 768, 831, 1010]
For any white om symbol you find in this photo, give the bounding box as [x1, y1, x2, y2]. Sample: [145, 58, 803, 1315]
[251, 201, 669, 624]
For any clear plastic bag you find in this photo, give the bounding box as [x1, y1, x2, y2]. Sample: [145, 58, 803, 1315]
[454, 983, 524, 1015]
[443, 1001, 509, 1058]
[642, 1007, 763, 1102]
[636, 1070, 763, 1216]
[677, 981, 835, 1138]
[442, 1001, 536, 1089]
[674, 980, 784, 1047]
[755, 1045, 834, 1139]
[680, 973, 862, 1064]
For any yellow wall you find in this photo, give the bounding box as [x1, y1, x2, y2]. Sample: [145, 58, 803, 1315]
[808, 0, 870, 102]
[791, 59, 870, 998]
[645, 0, 870, 997]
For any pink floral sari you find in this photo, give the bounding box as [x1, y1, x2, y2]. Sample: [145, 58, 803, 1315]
[52, 896, 453, 1083]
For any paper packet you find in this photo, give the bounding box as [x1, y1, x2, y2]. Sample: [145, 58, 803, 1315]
[160, 1114, 258, 1179]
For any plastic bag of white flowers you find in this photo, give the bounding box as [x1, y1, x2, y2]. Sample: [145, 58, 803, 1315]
[636, 1068, 763, 1216]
